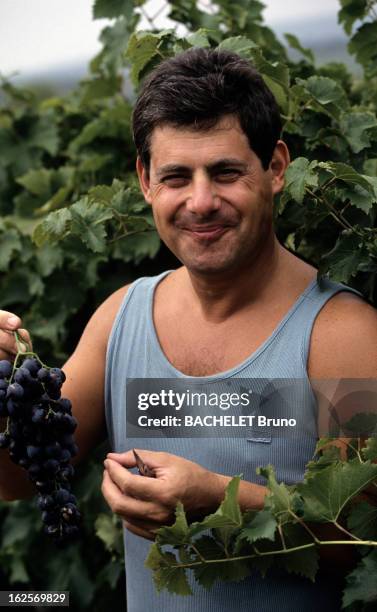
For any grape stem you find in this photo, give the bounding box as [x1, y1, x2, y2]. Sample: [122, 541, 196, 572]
[11, 331, 51, 382]
[166, 539, 377, 570]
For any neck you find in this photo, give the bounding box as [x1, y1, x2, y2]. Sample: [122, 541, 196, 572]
[184, 236, 290, 323]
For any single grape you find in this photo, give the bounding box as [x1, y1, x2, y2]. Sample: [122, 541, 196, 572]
[22, 358, 40, 377]
[35, 480, 55, 494]
[57, 398, 72, 414]
[0, 360, 12, 379]
[65, 443, 78, 457]
[44, 458, 60, 475]
[26, 445, 43, 460]
[31, 407, 46, 424]
[50, 368, 66, 385]
[45, 441, 62, 458]
[14, 367, 33, 386]
[9, 421, 22, 439]
[24, 380, 44, 400]
[28, 463, 44, 478]
[37, 368, 50, 383]
[63, 525, 79, 538]
[60, 449, 72, 463]
[0, 432, 10, 448]
[55, 488, 71, 505]
[44, 524, 59, 536]
[60, 464, 74, 480]
[42, 510, 60, 525]
[7, 399, 26, 418]
[37, 494, 54, 510]
[45, 385, 61, 400]
[62, 415, 78, 433]
[6, 383, 24, 400]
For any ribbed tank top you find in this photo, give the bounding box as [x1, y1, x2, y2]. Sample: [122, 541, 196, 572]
[105, 270, 358, 612]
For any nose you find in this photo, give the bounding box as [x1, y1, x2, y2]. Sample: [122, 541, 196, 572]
[185, 175, 220, 217]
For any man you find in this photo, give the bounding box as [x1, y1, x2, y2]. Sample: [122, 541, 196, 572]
[1, 48, 377, 610]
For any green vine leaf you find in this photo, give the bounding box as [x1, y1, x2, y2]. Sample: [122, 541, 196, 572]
[361, 437, 377, 462]
[347, 501, 377, 541]
[295, 76, 349, 116]
[278, 546, 319, 582]
[155, 502, 190, 546]
[126, 30, 173, 85]
[257, 465, 292, 516]
[340, 111, 377, 153]
[188, 476, 242, 542]
[186, 29, 212, 48]
[338, 0, 370, 36]
[217, 36, 258, 57]
[192, 536, 250, 589]
[0, 228, 23, 271]
[348, 22, 377, 77]
[145, 544, 192, 595]
[93, 0, 134, 20]
[343, 550, 377, 608]
[284, 33, 314, 64]
[321, 233, 371, 283]
[95, 513, 124, 556]
[16, 168, 52, 197]
[70, 198, 113, 253]
[296, 459, 377, 522]
[32, 208, 72, 247]
[283, 157, 319, 204]
[238, 509, 277, 544]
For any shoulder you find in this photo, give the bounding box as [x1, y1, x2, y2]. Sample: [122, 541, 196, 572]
[308, 291, 377, 378]
[81, 284, 132, 352]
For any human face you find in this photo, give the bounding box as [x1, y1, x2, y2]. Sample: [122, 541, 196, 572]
[137, 116, 288, 276]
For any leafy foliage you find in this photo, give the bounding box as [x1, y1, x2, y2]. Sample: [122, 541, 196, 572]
[1, 0, 377, 609]
[148, 441, 377, 607]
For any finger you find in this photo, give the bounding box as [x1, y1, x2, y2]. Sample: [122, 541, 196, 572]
[18, 329, 33, 351]
[0, 310, 22, 331]
[104, 458, 162, 501]
[123, 520, 156, 541]
[106, 449, 140, 468]
[101, 469, 162, 522]
[0, 328, 31, 359]
[123, 517, 162, 533]
[0, 329, 20, 358]
[107, 448, 168, 469]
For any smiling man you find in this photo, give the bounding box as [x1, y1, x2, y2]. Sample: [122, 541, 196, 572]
[137, 117, 285, 278]
[1, 48, 377, 611]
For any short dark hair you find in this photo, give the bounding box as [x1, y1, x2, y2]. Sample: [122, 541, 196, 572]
[132, 47, 282, 171]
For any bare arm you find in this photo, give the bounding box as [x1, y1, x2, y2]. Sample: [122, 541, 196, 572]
[308, 292, 377, 571]
[0, 285, 130, 501]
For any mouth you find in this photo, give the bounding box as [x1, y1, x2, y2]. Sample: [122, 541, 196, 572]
[180, 225, 232, 242]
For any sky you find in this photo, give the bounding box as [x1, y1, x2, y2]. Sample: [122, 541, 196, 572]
[0, 0, 342, 77]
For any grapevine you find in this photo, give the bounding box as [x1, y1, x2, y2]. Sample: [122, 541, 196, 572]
[145, 438, 377, 608]
[0, 332, 81, 546]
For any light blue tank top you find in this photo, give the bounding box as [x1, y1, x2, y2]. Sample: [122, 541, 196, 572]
[105, 270, 358, 612]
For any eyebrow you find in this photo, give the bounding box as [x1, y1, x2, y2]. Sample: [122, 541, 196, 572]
[155, 158, 249, 178]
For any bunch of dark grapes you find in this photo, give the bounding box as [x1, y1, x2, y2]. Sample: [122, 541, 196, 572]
[0, 356, 81, 546]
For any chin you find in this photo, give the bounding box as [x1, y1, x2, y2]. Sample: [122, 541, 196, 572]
[184, 255, 241, 276]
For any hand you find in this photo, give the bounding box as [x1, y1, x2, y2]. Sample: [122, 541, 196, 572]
[101, 449, 226, 541]
[0, 310, 32, 360]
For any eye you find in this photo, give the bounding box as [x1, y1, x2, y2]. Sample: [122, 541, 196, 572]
[162, 175, 189, 188]
[215, 169, 241, 183]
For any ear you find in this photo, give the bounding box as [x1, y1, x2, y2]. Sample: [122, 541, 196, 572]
[136, 157, 152, 204]
[269, 140, 290, 195]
